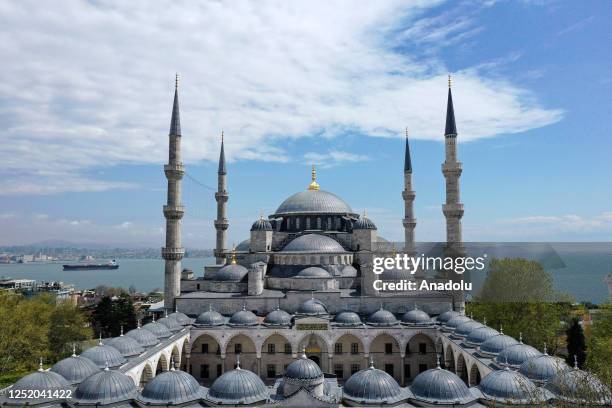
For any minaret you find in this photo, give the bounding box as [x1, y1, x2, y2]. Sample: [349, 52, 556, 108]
[442, 75, 464, 253]
[214, 132, 229, 264]
[162, 75, 185, 310]
[402, 128, 416, 255]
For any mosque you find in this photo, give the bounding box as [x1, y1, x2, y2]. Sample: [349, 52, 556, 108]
[2, 78, 610, 407]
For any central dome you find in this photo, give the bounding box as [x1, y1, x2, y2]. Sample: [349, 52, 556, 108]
[275, 190, 353, 215]
[282, 234, 345, 253]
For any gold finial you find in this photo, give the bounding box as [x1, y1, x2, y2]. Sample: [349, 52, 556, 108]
[308, 165, 320, 190]
[230, 244, 237, 265]
[448, 74, 452, 89]
[175, 73, 179, 90]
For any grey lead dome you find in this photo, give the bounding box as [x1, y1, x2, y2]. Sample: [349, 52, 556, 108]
[139, 369, 204, 404]
[50, 355, 99, 385]
[353, 215, 376, 230]
[366, 307, 398, 327]
[74, 368, 136, 404]
[207, 366, 268, 405]
[264, 308, 292, 327]
[519, 353, 570, 383]
[437, 310, 461, 323]
[282, 234, 345, 253]
[343, 364, 402, 404]
[11, 368, 70, 398]
[215, 263, 249, 282]
[496, 343, 541, 368]
[228, 308, 259, 326]
[125, 326, 159, 348]
[479, 368, 542, 404]
[251, 217, 272, 231]
[295, 266, 331, 278]
[80, 342, 126, 369]
[333, 311, 362, 326]
[411, 367, 473, 404]
[105, 335, 145, 357]
[142, 321, 173, 339]
[195, 307, 225, 326]
[284, 355, 323, 380]
[274, 189, 354, 215]
[479, 334, 519, 356]
[401, 307, 431, 326]
[297, 298, 328, 316]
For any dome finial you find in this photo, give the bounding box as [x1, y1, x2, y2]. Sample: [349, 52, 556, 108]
[98, 332, 103, 346]
[104, 361, 110, 371]
[436, 354, 441, 369]
[120, 325, 124, 336]
[574, 354, 578, 369]
[311, 290, 315, 300]
[242, 302, 246, 311]
[209, 304, 213, 312]
[170, 357, 176, 371]
[137, 319, 142, 329]
[301, 347, 307, 359]
[504, 356, 510, 370]
[499, 324, 503, 334]
[369, 356, 375, 369]
[308, 165, 320, 190]
[38, 357, 44, 371]
[519, 332, 523, 343]
[72, 343, 77, 357]
[152, 314, 156, 323]
[230, 245, 237, 265]
[483, 316, 487, 326]
[236, 353, 241, 370]
[543, 342, 548, 355]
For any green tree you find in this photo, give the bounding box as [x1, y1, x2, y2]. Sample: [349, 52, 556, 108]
[91, 296, 114, 337]
[566, 317, 587, 368]
[587, 303, 612, 387]
[48, 302, 92, 358]
[91, 295, 137, 337]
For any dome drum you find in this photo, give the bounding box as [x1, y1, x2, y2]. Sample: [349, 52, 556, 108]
[273, 252, 353, 266]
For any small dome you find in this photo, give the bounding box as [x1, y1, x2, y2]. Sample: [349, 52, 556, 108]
[81, 340, 126, 369]
[295, 266, 331, 278]
[353, 214, 377, 230]
[208, 364, 268, 405]
[105, 334, 145, 357]
[285, 353, 323, 380]
[12, 364, 70, 397]
[157, 315, 183, 332]
[195, 306, 225, 326]
[411, 366, 473, 404]
[366, 307, 398, 327]
[437, 310, 461, 323]
[168, 310, 192, 325]
[465, 326, 499, 346]
[139, 368, 204, 404]
[142, 320, 173, 339]
[264, 308, 292, 327]
[546, 368, 611, 404]
[274, 189, 353, 215]
[496, 343, 542, 368]
[228, 307, 258, 327]
[343, 362, 401, 404]
[236, 238, 250, 251]
[454, 320, 484, 338]
[251, 217, 273, 231]
[519, 352, 570, 383]
[444, 315, 471, 331]
[479, 368, 541, 404]
[379, 267, 413, 281]
[215, 263, 249, 282]
[74, 368, 136, 404]
[297, 298, 328, 316]
[51, 354, 100, 384]
[401, 307, 431, 326]
[334, 311, 362, 326]
[126, 326, 159, 348]
[282, 234, 345, 253]
[479, 334, 519, 356]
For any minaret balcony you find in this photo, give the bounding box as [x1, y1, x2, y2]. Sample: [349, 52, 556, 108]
[214, 219, 229, 230]
[215, 191, 229, 202]
[164, 164, 185, 178]
[161, 247, 185, 261]
[441, 162, 462, 174]
[402, 190, 416, 200]
[442, 204, 464, 217]
[163, 205, 185, 219]
[402, 218, 416, 228]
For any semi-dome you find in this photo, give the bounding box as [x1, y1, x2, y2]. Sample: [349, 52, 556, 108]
[51, 352, 100, 384]
[282, 234, 345, 253]
[139, 367, 204, 405]
[295, 266, 331, 278]
[343, 361, 402, 404]
[80, 340, 126, 369]
[465, 326, 499, 346]
[195, 306, 225, 326]
[297, 298, 328, 316]
[251, 217, 272, 231]
[142, 319, 173, 339]
[126, 325, 159, 347]
[444, 315, 471, 331]
[12, 363, 70, 397]
[479, 334, 519, 356]
[334, 311, 362, 326]
[411, 365, 473, 404]
[228, 307, 258, 327]
[215, 263, 249, 282]
[496, 342, 542, 368]
[168, 310, 192, 325]
[275, 189, 353, 215]
[479, 367, 542, 404]
[437, 310, 461, 324]
[207, 362, 268, 405]
[546, 368, 611, 404]
[285, 353, 323, 380]
[74, 367, 136, 404]
[157, 315, 183, 332]
[454, 320, 484, 338]
[401, 306, 432, 326]
[264, 308, 292, 327]
[236, 238, 250, 251]
[353, 214, 377, 230]
[519, 350, 570, 383]
[366, 306, 398, 327]
[105, 333, 145, 357]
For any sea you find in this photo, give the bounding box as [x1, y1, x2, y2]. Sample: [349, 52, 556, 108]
[0, 243, 611, 304]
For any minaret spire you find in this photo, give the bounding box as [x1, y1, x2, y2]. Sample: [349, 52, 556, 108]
[214, 131, 229, 264]
[402, 128, 416, 255]
[162, 75, 185, 310]
[442, 75, 464, 313]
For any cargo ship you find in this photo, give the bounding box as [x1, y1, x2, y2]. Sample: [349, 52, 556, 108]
[63, 259, 119, 271]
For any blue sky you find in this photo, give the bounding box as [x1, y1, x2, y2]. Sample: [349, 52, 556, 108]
[0, 0, 610, 247]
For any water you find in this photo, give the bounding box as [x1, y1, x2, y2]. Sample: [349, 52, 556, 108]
[0, 258, 214, 293]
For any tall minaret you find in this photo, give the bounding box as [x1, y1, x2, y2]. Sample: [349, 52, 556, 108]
[162, 75, 185, 310]
[442, 75, 464, 253]
[214, 132, 229, 264]
[402, 128, 416, 255]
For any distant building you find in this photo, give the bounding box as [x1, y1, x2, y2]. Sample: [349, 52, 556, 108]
[0, 278, 36, 291]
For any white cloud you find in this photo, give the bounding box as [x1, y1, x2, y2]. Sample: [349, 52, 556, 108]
[303, 150, 370, 168]
[0, 1, 562, 195]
